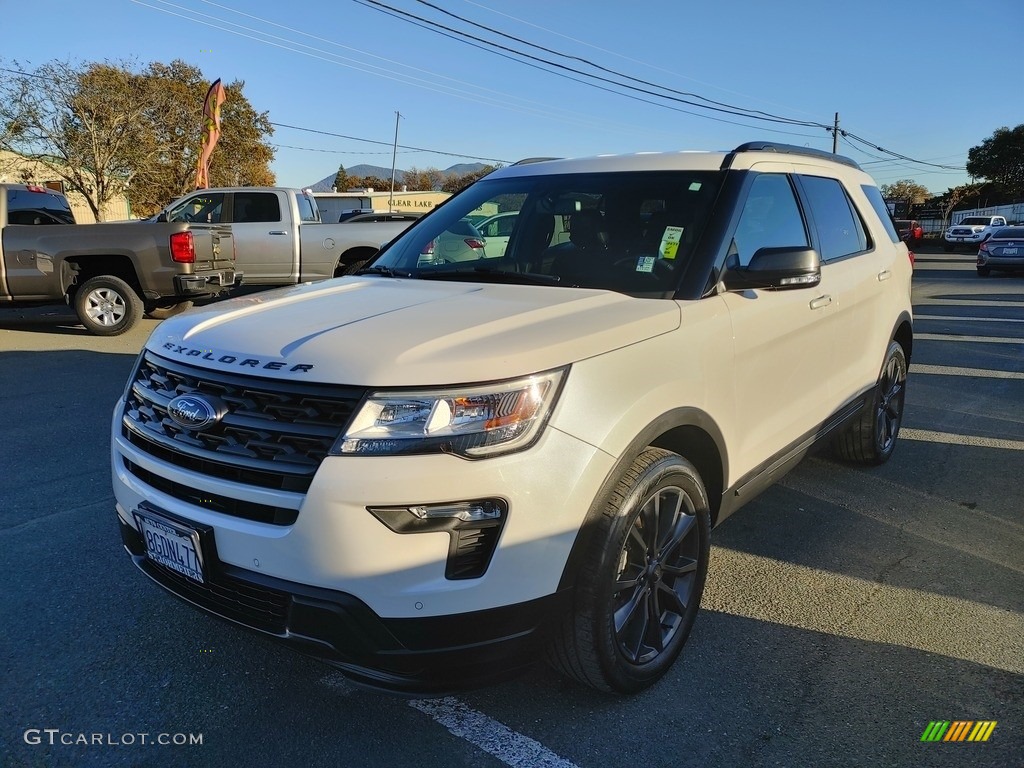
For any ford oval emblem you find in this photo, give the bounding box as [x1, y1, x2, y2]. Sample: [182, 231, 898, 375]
[166, 394, 223, 431]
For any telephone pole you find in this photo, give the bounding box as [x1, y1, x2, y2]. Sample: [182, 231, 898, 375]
[832, 112, 840, 154]
[389, 111, 403, 211]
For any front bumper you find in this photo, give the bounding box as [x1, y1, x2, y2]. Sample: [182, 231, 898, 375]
[944, 233, 984, 245]
[119, 516, 567, 693]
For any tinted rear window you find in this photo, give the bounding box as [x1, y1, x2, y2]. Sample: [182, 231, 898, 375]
[993, 227, 1024, 239]
[859, 185, 900, 243]
[7, 188, 75, 224]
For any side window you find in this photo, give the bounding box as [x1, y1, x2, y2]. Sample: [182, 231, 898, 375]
[732, 174, 808, 266]
[168, 193, 225, 223]
[799, 175, 868, 261]
[295, 193, 319, 222]
[232, 193, 281, 223]
[860, 185, 901, 243]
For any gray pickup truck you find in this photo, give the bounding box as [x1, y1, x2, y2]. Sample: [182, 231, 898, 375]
[0, 184, 238, 335]
[155, 187, 417, 284]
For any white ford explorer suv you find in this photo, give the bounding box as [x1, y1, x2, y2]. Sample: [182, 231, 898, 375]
[112, 142, 914, 695]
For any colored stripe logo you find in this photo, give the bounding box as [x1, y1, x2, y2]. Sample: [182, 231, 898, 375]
[921, 721, 997, 742]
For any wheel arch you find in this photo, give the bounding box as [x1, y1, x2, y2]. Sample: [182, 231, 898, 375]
[65, 255, 143, 298]
[556, 407, 727, 593]
[892, 310, 913, 363]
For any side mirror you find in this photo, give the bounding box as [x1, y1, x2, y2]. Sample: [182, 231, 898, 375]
[156, 212, 168, 223]
[723, 246, 821, 290]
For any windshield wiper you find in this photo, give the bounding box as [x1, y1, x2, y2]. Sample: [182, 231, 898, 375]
[354, 265, 413, 278]
[418, 265, 562, 286]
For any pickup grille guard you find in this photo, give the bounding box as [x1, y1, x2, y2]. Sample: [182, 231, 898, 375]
[121, 351, 365, 497]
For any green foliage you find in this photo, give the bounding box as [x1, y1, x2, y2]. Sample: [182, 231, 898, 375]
[966, 125, 1024, 197]
[332, 164, 348, 191]
[880, 179, 931, 204]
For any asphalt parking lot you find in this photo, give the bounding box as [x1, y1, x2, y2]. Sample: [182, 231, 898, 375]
[1, 243, 1021, 767]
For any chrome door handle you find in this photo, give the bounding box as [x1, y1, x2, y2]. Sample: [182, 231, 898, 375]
[269, 230, 289, 235]
[877, 269, 891, 281]
[809, 295, 832, 310]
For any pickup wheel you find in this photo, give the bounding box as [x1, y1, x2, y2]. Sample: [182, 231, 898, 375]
[147, 301, 194, 320]
[74, 275, 144, 336]
[548, 448, 710, 693]
[834, 340, 907, 465]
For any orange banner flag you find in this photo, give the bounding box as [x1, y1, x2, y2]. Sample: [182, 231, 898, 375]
[195, 79, 227, 189]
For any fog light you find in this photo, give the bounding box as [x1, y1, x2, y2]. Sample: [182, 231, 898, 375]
[368, 498, 508, 580]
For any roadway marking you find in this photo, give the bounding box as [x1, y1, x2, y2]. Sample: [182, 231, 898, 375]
[704, 548, 1024, 675]
[911, 363, 1024, 380]
[915, 298, 1024, 308]
[915, 333, 1023, 344]
[900, 428, 1024, 451]
[409, 698, 581, 768]
[915, 314, 1024, 324]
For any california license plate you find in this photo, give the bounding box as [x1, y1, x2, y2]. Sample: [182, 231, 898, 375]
[134, 510, 205, 584]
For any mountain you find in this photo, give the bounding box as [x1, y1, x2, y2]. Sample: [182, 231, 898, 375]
[307, 163, 488, 192]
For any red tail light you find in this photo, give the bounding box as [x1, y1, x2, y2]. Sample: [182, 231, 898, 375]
[170, 231, 195, 263]
[978, 241, 989, 254]
[907, 250, 915, 268]
[464, 238, 485, 250]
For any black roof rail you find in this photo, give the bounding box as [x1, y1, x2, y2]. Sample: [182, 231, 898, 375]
[722, 142, 861, 170]
[512, 157, 562, 166]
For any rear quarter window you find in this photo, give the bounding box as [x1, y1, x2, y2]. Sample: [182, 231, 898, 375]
[799, 175, 868, 261]
[859, 184, 900, 244]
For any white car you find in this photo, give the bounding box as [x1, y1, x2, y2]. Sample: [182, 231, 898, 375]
[475, 211, 518, 258]
[112, 142, 913, 694]
[943, 215, 1008, 251]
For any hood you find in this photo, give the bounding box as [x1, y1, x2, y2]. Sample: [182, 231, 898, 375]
[147, 278, 681, 386]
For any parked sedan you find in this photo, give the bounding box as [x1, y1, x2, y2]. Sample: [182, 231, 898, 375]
[977, 226, 1024, 276]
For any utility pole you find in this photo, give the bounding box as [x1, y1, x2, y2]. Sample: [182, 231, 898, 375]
[832, 112, 840, 154]
[389, 111, 403, 212]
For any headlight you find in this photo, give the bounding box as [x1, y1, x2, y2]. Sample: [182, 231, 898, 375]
[333, 368, 567, 458]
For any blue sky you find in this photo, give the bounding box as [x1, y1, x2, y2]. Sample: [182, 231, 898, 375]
[4, 0, 1020, 195]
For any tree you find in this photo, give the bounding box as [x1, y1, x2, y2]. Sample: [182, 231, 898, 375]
[880, 179, 931, 204]
[332, 164, 349, 192]
[402, 166, 445, 191]
[441, 165, 500, 194]
[0, 58, 275, 220]
[935, 183, 982, 229]
[0, 58, 152, 221]
[966, 125, 1024, 198]
[129, 60, 275, 216]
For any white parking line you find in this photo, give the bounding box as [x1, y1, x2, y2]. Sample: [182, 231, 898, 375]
[915, 333, 1023, 344]
[915, 314, 1024, 324]
[911, 363, 1024, 380]
[900, 428, 1024, 451]
[915, 298, 1024, 308]
[409, 697, 581, 768]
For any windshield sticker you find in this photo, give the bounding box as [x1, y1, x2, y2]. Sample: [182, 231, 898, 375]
[660, 226, 684, 260]
[636, 255, 655, 273]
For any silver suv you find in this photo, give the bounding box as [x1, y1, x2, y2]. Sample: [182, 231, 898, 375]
[112, 142, 913, 695]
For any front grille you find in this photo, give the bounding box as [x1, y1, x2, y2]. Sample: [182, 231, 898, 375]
[122, 351, 365, 512]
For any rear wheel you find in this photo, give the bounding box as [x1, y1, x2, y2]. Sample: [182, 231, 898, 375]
[834, 341, 907, 464]
[548, 448, 710, 693]
[73, 275, 143, 336]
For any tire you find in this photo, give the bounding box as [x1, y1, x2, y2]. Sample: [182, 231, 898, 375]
[146, 301, 194, 320]
[834, 341, 907, 465]
[548, 448, 711, 694]
[335, 259, 369, 277]
[73, 275, 144, 336]
[977, 267, 991, 277]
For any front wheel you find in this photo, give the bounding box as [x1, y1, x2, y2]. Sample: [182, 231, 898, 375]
[548, 448, 711, 694]
[73, 275, 144, 336]
[834, 341, 907, 464]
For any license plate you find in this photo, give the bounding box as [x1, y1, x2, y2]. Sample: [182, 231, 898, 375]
[134, 510, 205, 584]
[956, 237, 964, 242]
[1003, 247, 1018, 255]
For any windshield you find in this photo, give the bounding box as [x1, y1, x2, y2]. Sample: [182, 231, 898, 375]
[369, 170, 722, 295]
[959, 217, 991, 226]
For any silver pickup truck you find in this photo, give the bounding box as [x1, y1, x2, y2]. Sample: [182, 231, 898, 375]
[155, 187, 415, 285]
[0, 184, 238, 335]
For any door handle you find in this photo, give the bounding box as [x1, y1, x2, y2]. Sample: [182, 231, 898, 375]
[877, 269, 891, 281]
[268, 230, 289, 235]
[809, 295, 832, 310]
